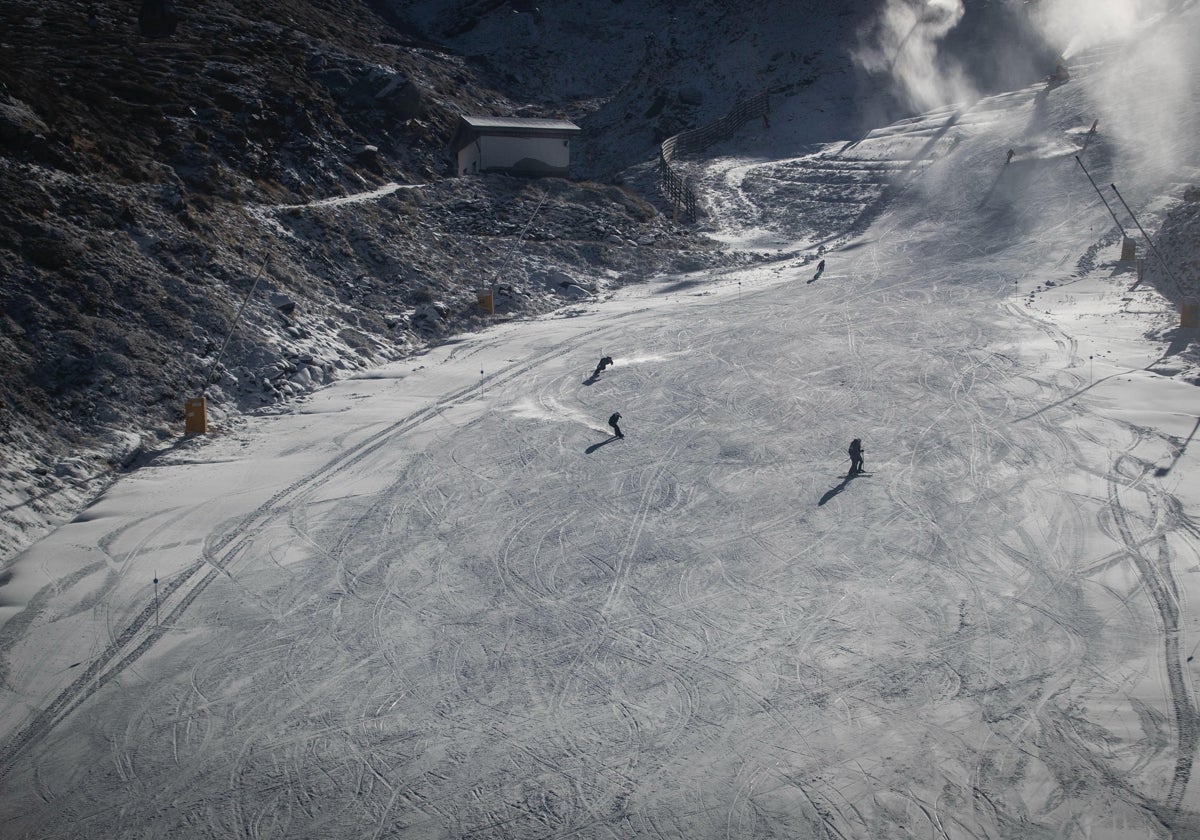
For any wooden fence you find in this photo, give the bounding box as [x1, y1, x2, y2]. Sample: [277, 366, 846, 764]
[659, 91, 770, 223]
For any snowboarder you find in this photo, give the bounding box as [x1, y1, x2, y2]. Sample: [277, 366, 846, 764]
[848, 438, 864, 476]
[608, 412, 624, 439]
[1006, 148, 1015, 164]
[593, 355, 614, 377]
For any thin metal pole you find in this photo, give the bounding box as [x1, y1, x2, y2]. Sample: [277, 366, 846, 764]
[1110, 183, 1182, 293]
[491, 188, 550, 292]
[202, 257, 271, 395]
[1074, 156, 1125, 235]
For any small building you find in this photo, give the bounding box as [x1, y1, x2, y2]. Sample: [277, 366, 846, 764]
[451, 115, 581, 178]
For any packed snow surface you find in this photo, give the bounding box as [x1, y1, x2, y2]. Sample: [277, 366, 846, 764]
[2, 5, 1199, 838]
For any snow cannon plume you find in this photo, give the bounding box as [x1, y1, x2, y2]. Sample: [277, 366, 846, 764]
[1028, 0, 1163, 60]
[1030, 0, 1193, 178]
[855, 0, 973, 114]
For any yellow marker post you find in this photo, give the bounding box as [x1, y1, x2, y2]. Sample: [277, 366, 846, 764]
[1120, 237, 1136, 261]
[184, 397, 207, 434]
[1182, 301, 1199, 329]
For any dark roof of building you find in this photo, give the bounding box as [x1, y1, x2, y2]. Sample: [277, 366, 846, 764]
[452, 115, 581, 151]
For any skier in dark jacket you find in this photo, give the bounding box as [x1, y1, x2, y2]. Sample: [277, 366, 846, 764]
[810, 259, 826, 283]
[848, 438, 864, 475]
[593, 355, 614, 377]
[608, 412, 624, 439]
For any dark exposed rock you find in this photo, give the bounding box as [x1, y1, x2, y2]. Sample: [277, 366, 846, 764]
[0, 96, 49, 150]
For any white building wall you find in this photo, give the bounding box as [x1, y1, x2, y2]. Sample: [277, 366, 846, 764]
[458, 144, 482, 176]
[458, 135, 571, 176]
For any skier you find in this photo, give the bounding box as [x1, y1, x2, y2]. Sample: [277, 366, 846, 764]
[848, 438, 864, 476]
[593, 355, 614, 377]
[608, 412, 624, 439]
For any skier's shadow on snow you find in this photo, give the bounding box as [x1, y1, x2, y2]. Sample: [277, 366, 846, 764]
[977, 167, 1009, 209]
[583, 374, 600, 386]
[818, 473, 859, 505]
[586, 437, 620, 454]
[1156, 414, 1200, 476]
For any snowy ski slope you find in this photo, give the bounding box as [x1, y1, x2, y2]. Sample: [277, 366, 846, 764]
[0, 6, 1198, 838]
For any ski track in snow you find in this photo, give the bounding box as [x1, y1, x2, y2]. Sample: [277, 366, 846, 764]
[2, 10, 1200, 838]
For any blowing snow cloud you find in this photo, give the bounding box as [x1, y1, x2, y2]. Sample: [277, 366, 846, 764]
[855, 0, 972, 113]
